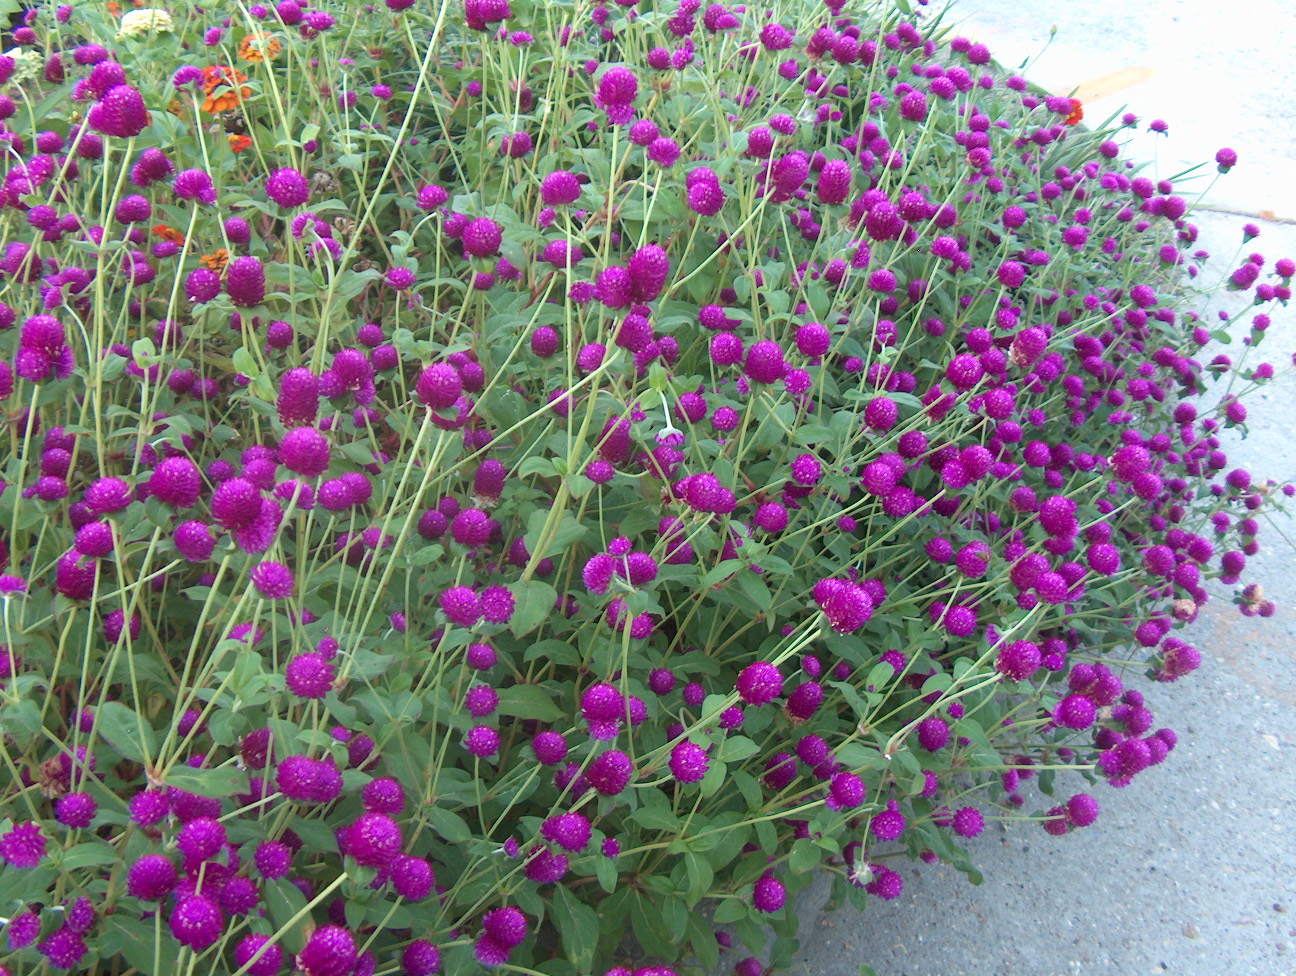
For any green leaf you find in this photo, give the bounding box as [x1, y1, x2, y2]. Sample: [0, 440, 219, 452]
[496, 683, 563, 722]
[163, 764, 248, 799]
[712, 897, 748, 924]
[552, 883, 601, 974]
[631, 893, 677, 960]
[102, 914, 179, 974]
[789, 837, 821, 874]
[265, 879, 310, 954]
[716, 735, 759, 763]
[425, 806, 473, 844]
[59, 842, 120, 870]
[630, 805, 681, 832]
[509, 580, 557, 637]
[524, 508, 588, 561]
[683, 851, 713, 908]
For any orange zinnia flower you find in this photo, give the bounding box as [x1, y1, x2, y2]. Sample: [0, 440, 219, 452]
[107, 1, 121, 17]
[199, 248, 229, 272]
[228, 134, 253, 153]
[153, 224, 185, 245]
[200, 65, 252, 114]
[238, 33, 282, 62]
[1064, 101, 1084, 126]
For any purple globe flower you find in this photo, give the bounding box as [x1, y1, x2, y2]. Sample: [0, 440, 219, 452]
[174, 168, 218, 205]
[126, 854, 179, 900]
[402, 940, 442, 976]
[279, 425, 331, 477]
[752, 874, 786, 912]
[917, 716, 949, 751]
[149, 456, 201, 508]
[266, 167, 309, 207]
[297, 925, 358, 976]
[38, 927, 88, 969]
[586, 749, 633, 795]
[250, 561, 294, 599]
[951, 806, 984, 838]
[235, 934, 285, 976]
[169, 895, 224, 950]
[285, 652, 335, 699]
[276, 754, 343, 803]
[541, 811, 592, 852]
[465, 724, 501, 758]
[88, 84, 149, 137]
[668, 740, 709, 783]
[462, 217, 503, 258]
[227, 256, 267, 307]
[736, 661, 783, 705]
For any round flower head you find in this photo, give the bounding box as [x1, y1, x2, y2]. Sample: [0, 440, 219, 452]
[465, 724, 501, 758]
[581, 682, 625, 739]
[736, 661, 783, 704]
[462, 217, 503, 258]
[250, 561, 294, 599]
[346, 812, 402, 867]
[55, 791, 97, 828]
[752, 874, 786, 912]
[403, 940, 442, 976]
[482, 906, 529, 948]
[298, 926, 358, 976]
[126, 853, 178, 900]
[227, 256, 267, 307]
[236, 934, 285, 976]
[279, 425, 331, 476]
[917, 716, 949, 751]
[668, 740, 709, 783]
[174, 168, 218, 204]
[174, 520, 216, 562]
[541, 811, 592, 852]
[85, 476, 134, 515]
[211, 477, 262, 529]
[169, 895, 224, 950]
[276, 754, 343, 803]
[951, 806, 984, 838]
[150, 456, 201, 508]
[532, 730, 568, 765]
[541, 170, 582, 205]
[38, 927, 88, 969]
[285, 652, 335, 699]
[88, 84, 150, 137]
[586, 749, 633, 795]
[391, 854, 436, 900]
[266, 167, 309, 207]
[416, 363, 462, 409]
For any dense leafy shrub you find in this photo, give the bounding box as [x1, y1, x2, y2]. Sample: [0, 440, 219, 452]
[0, 0, 1288, 974]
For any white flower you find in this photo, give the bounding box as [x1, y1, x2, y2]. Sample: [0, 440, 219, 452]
[116, 8, 175, 39]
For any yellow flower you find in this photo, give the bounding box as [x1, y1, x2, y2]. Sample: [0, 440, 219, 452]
[116, 8, 175, 38]
[238, 33, 282, 63]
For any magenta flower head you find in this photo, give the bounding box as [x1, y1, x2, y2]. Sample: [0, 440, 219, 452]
[462, 217, 503, 258]
[276, 754, 343, 803]
[286, 652, 335, 698]
[278, 367, 320, 425]
[227, 256, 267, 307]
[279, 426, 331, 477]
[39, 927, 88, 969]
[126, 853, 178, 900]
[185, 267, 222, 303]
[211, 477, 262, 529]
[149, 456, 201, 508]
[465, 724, 501, 758]
[736, 661, 783, 705]
[669, 740, 710, 783]
[85, 476, 134, 515]
[173, 168, 218, 205]
[482, 906, 529, 950]
[297, 926, 358, 976]
[627, 244, 670, 302]
[541, 170, 582, 206]
[597, 66, 638, 123]
[169, 895, 224, 950]
[416, 362, 462, 409]
[346, 812, 402, 867]
[250, 561, 294, 599]
[586, 749, 633, 795]
[752, 874, 786, 912]
[581, 682, 625, 740]
[87, 84, 150, 137]
[815, 158, 853, 205]
[266, 167, 309, 207]
[441, 586, 482, 627]
[812, 578, 874, 633]
[174, 520, 216, 562]
[235, 934, 284, 976]
[745, 340, 786, 384]
[0, 821, 47, 868]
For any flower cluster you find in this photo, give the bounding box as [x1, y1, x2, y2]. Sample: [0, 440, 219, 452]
[0, 1, 1287, 975]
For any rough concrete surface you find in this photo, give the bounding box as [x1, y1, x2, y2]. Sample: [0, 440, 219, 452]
[788, 4, 1296, 975]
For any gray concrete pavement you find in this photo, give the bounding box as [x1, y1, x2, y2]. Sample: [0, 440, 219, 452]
[788, 4, 1296, 975]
